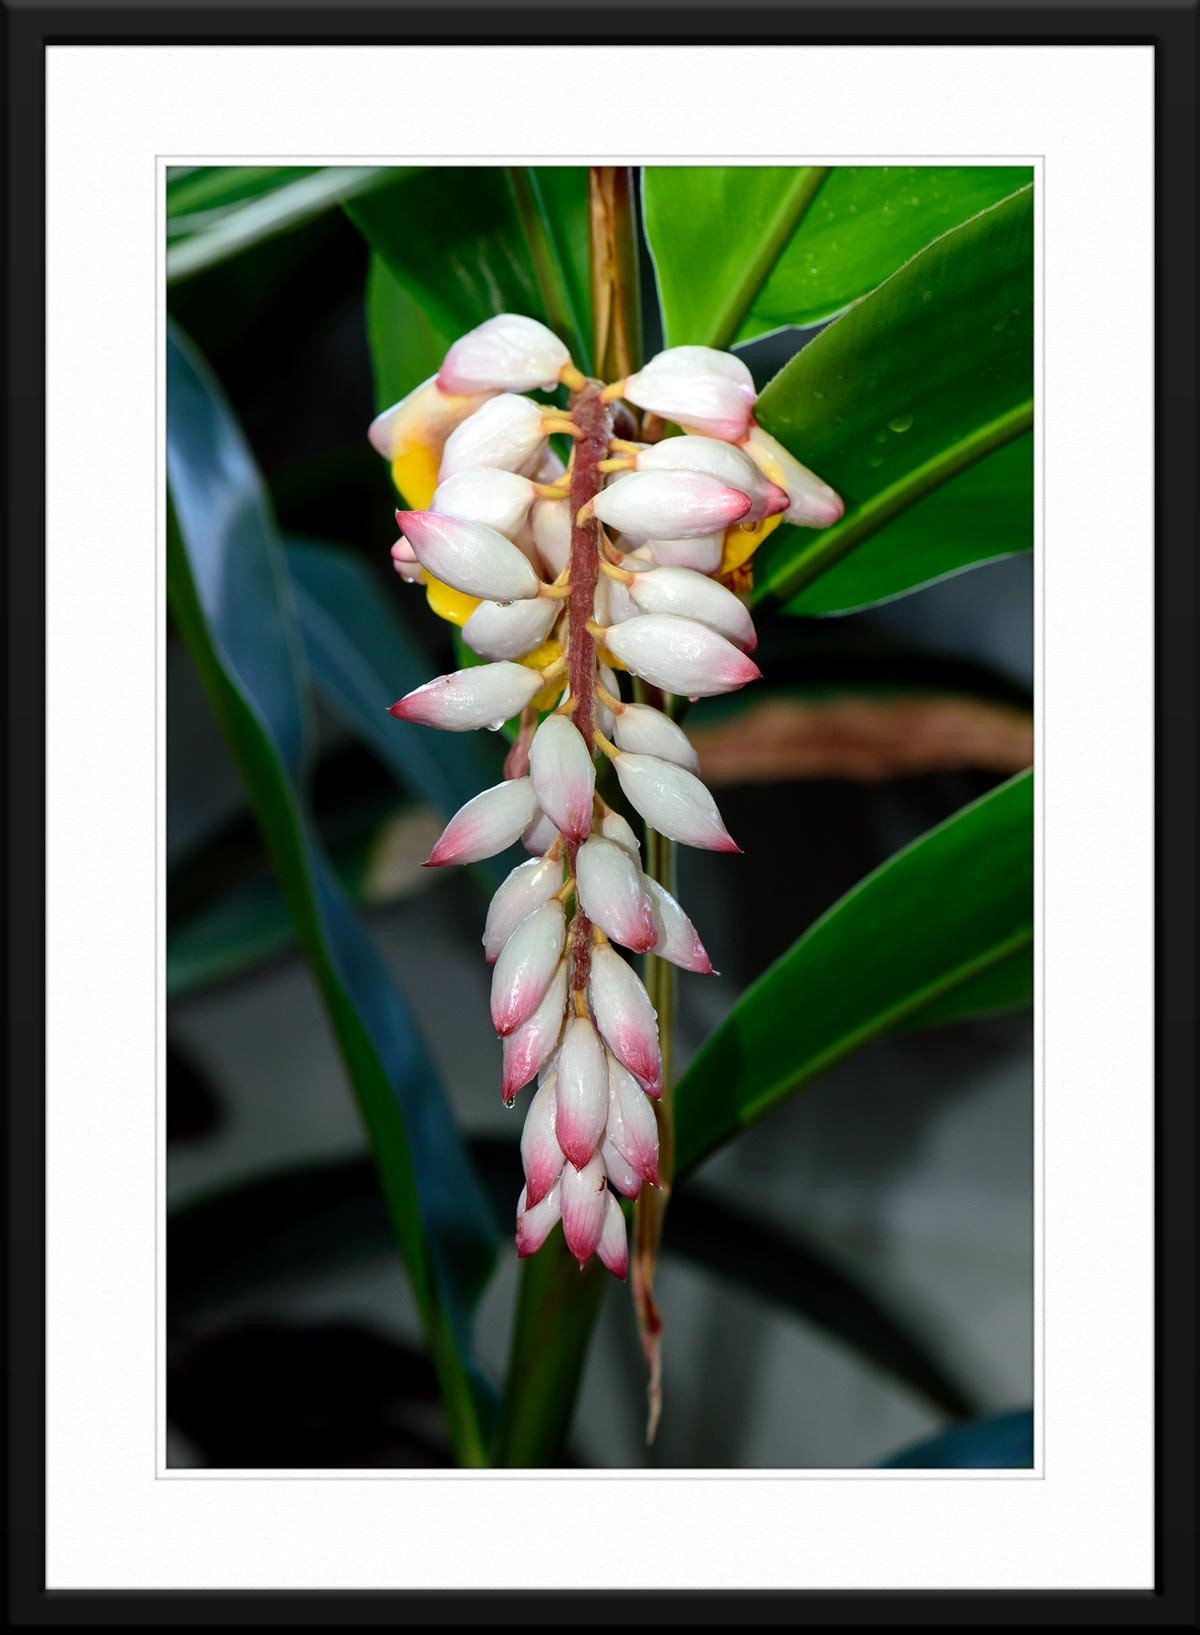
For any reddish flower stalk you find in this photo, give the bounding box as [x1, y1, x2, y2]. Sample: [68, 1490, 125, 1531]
[564, 382, 613, 999]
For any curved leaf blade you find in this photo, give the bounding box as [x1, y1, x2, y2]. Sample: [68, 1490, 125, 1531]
[879, 1408, 1033, 1469]
[167, 326, 498, 1463]
[674, 770, 1033, 1176]
[752, 185, 1034, 613]
[642, 165, 1031, 347]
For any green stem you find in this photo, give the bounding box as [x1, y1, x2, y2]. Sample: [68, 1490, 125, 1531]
[704, 166, 829, 350]
[754, 400, 1034, 611]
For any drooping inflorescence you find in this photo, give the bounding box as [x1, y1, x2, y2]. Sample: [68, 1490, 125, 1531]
[369, 314, 842, 1279]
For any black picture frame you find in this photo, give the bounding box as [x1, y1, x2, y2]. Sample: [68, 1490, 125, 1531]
[4, 3, 1195, 1625]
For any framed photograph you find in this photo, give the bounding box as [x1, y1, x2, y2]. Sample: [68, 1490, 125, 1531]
[7, 1, 1195, 1622]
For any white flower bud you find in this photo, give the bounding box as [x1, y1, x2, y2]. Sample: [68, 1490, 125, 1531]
[397, 509, 541, 602]
[596, 1192, 629, 1280]
[389, 660, 544, 732]
[438, 313, 571, 395]
[603, 612, 761, 698]
[490, 899, 566, 1037]
[462, 595, 559, 661]
[528, 715, 596, 844]
[626, 566, 757, 652]
[483, 853, 563, 963]
[622, 345, 756, 442]
[521, 807, 561, 857]
[611, 751, 739, 854]
[502, 960, 568, 1100]
[602, 1137, 643, 1200]
[439, 393, 549, 480]
[520, 1073, 565, 1207]
[426, 776, 539, 867]
[741, 424, 844, 528]
[555, 1016, 610, 1168]
[390, 537, 427, 584]
[643, 877, 715, 974]
[611, 701, 700, 773]
[529, 496, 572, 579]
[637, 434, 788, 520]
[515, 1179, 561, 1257]
[588, 944, 661, 1093]
[594, 470, 751, 541]
[367, 375, 493, 461]
[607, 1056, 660, 1186]
[431, 467, 537, 540]
[560, 1153, 608, 1266]
[642, 533, 724, 573]
[599, 807, 641, 859]
[575, 837, 657, 953]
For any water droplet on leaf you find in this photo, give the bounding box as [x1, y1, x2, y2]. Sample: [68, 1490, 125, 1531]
[887, 413, 914, 434]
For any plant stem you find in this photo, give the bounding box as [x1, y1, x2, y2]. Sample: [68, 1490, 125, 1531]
[704, 166, 829, 351]
[589, 167, 643, 382]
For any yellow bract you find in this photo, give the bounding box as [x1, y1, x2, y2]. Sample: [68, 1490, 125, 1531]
[391, 445, 440, 512]
[425, 577, 480, 626]
[522, 640, 567, 713]
[719, 511, 782, 578]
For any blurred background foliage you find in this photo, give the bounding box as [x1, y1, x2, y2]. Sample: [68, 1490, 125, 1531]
[166, 164, 1034, 1471]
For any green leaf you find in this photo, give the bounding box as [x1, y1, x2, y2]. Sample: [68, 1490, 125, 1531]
[285, 538, 507, 866]
[674, 770, 1033, 1177]
[167, 324, 498, 1464]
[751, 185, 1034, 614]
[784, 433, 1032, 615]
[879, 1408, 1032, 1469]
[347, 166, 590, 354]
[642, 165, 1031, 348]
[365, 253, 456, 412]
[167, 166, 406, 284]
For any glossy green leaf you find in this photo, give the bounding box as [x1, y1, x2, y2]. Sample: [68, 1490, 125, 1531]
[167, 325, 498, 1464]
[751, 185, 1034, 614]
[674, 770, 1033, 1176]
[879, 1408, 1033, 1469]
[347, 166, 590, 360]
[167, 166, 405, 284]
[365, 253, 456, 411]
[784, 433, 1032, 615]
[643, 165, 1031, 348]
[286, 538, 506, 865]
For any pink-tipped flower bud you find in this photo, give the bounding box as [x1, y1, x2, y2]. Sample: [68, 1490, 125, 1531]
[622, 345, 756, 442]
[594, 470, 751, 541]
[439, 393, 549, 481]
[396, 510, 541, 603]
[741, 424, 845, 528]
[637, 434, 788, 520]
[603, 613, 761, 698]
[426, 776, 539, 867]
[602, 1137, 643, 1200]
[431, 467, 538, 540]
[483, 853, 563, 963]
[490, 899, 566, 1037]
[528, 715, 596, 845]
[599, 807, 641, 859]
[643, 877, 715, 974]
[438, 314, 571, 395]
[462, 595, 559, 662]
[560, 1153, 608, 1266]
[611, 701, 700, 773]
[640, 532, 724, 574]
[521, 807, 560, 857]
[610, 751, 739, 854]
[390, 537, 427, 584]
[554, 1015, 610, 1168]
[607, 1056, 660, 1187]
[515, 1179, 562, 1257]
[389, 660, 544, 732]
[596, 1192, 629, 1280]
[588, 945, 661, 1093]
[529, 495, 572, 579]
[520, 1072, 565, 1207]
[367, 376, 494, 461]
[626, 567, 757, 653]
[575, 837, 657, 953]
[502, 959, 568, 1099]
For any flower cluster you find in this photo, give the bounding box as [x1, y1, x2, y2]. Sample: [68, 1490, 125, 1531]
[369, 314, 841, 1279]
